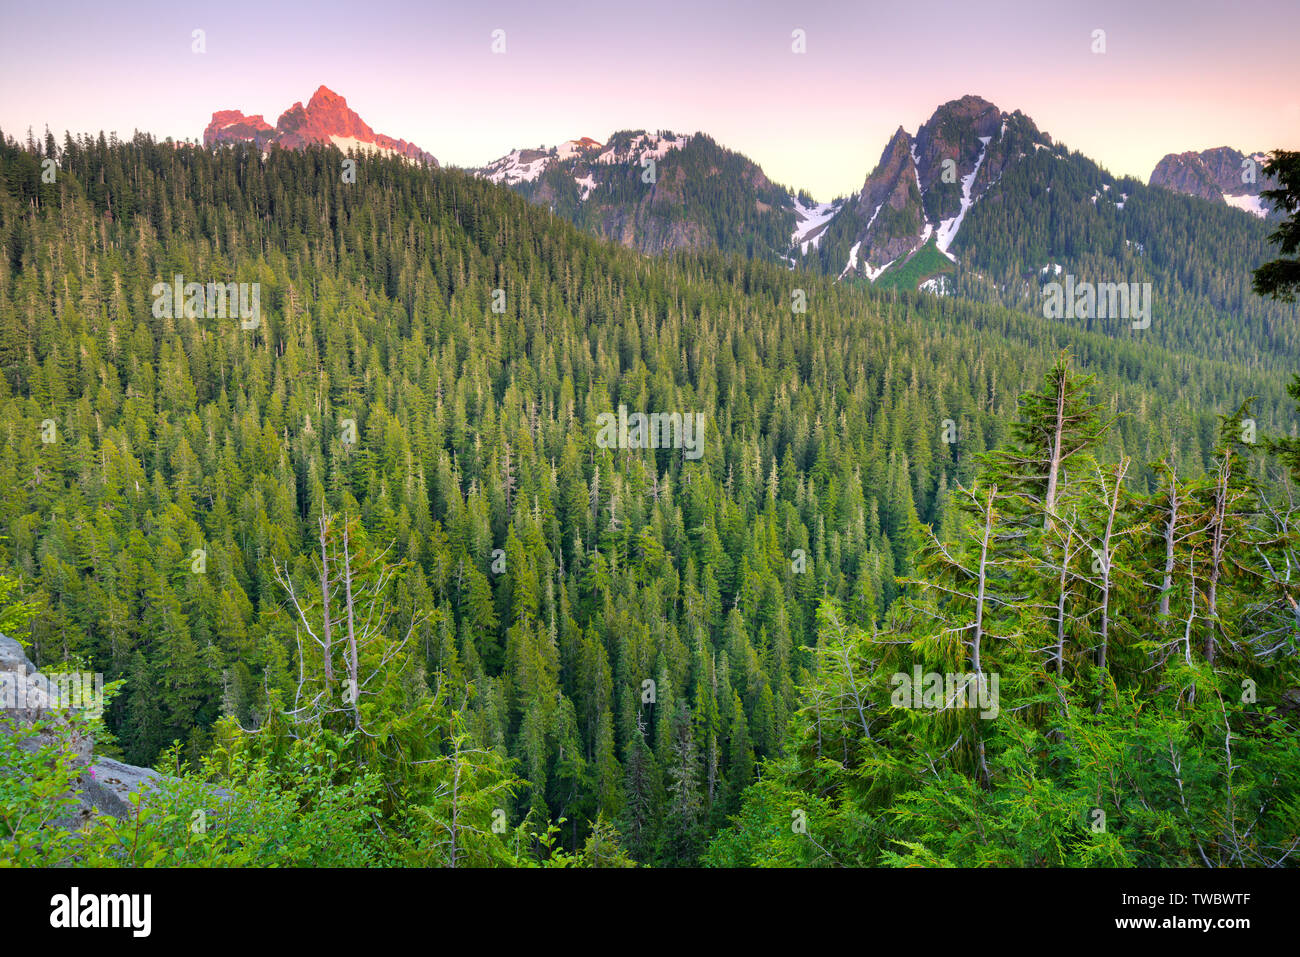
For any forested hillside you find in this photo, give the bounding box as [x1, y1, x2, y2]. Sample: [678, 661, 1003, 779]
[947, 151, 1298, 368]
[1, 131, 1297, 866]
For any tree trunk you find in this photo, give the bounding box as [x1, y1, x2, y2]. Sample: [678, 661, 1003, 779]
[1160, 467, 1178, 618]
[1043, 375, 1066, 528]
[1206, 456, 1231, 666]
[1055, 527, 1073, 675]
[342, 520, 361, 731]
[319, 512, 335, 685]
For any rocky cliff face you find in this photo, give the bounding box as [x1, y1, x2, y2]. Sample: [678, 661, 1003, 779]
[1150, 147, 1276, 217]
[845, 127, 927, 269]
[0, 633, 93, 763]
[203, 85, 437, 165]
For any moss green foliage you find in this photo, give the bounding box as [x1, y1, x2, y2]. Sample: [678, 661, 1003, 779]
[873, 238, 955, 292]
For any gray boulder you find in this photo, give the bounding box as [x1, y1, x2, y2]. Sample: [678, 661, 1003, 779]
[0, 633, 95, 768]
[81, 757, 165, 817]
[0, 632, 36, 676]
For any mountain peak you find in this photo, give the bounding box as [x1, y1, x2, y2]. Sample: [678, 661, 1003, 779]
[940, 93, 999, 113]
[921, 95, 1003, 142]
[827, 95, 1053, 281]
[308, 85, 346, 110]
[203, 110, 276, 149]
[203, 86, 437, 165]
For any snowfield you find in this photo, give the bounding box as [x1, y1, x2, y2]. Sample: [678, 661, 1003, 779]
[329, 136, 403, 160]
[1223, 192, 1269, 218]
[479, 148, 553, 186]
[790, 195, 841, 252]
[596, 132, 691, 166]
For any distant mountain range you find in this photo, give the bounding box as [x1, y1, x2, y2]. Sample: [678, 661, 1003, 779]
[199, 88, 1286, 314]
[458, 97, 1285, 299]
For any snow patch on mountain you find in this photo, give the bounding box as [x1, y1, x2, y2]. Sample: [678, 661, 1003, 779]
[596, 132, 690, 166]
[909, 143, 924, 195]
[1223, 192, 1269, 218]
[837, 198, 910, 282]
[479, 148, 553, 186]
[864, 257, 896, 282]
[935, 135, 991, 261]
[920, 275, 952, 296]
[556, 137, 602, 161]
[839, 241, 862, 280]
[477, 137, 606, 196]
[864, 201, 885, 233]
[791, 195, 841, 252]
[329, 136, 404, 161]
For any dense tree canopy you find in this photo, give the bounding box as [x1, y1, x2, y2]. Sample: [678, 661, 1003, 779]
[1, 131, 1297, 866]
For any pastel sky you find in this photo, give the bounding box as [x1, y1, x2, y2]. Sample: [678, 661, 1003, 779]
[2, 0, 1297, 200]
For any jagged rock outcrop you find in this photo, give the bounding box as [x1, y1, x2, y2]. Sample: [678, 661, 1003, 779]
[203, 85, 437, 165]
[1150, 146, 1276, 217]
[847, 127, 928, 268]
[203, 109, 276, 149]
[0, 633, 93, 767]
